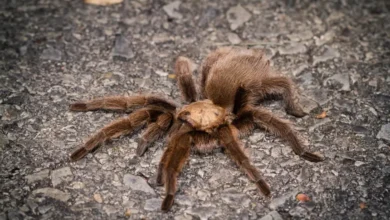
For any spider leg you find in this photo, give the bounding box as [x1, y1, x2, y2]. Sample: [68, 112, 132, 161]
[218, 125, 270, 196]
[136, 112, 174, 156]
[70, 108, 163, 161]
[69, 95, 176, 112]
[236, 107, 324, 162]
[157, 133, 192, 211]
[191, 131, 218, 154]
[252, 76, 306, 117]
[175, 56, 197, 103]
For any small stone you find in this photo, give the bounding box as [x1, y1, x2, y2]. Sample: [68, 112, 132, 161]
[259, 211, 283, 220]
[249, 132, 265, 144]
[377, 124, 390, 142]
[40, 48, 62, 61]
[227, 32, 242, 45]
[186, 207, 220, 220]
[299, 96, 319, 113]
[325, 73, 351, 91]
[38, 205, 52, 214]
[226, 5, 251, 31]
[271, 147, 282, 158]
[103, 205, 118, 215]
[314, 31, 335, 46]
[70, 181, 85, 189]
[221, 192, 250, 207]
[198, 7, 219, 27]
[155, 70, 169, 77]
[25, 169, 50, 184]
[313, 46, 340, 65]
[144, 198, 162, 211]
[51, 167, 73, 187]
[269, 190, 298, 210]
[174, 215, 192, 220]
[289, 206, 309, 217]
[354, 161, 365, 167]
[163, 1, 182, 20]
[278, 43, 307, 55]
[32, 188, 71, 202]
[123, 174, 155, 194]
[112, 35, 135, 60]
[94, 193, 103, 203]
[152, 33, 173, 44]
[176, 195, 193, 206]
[124, 209, 132, 217]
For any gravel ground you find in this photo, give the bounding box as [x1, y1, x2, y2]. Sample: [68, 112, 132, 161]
[1, 0, 390, 219]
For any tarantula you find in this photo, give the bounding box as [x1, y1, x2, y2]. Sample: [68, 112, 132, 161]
[69, 47, 324, 211]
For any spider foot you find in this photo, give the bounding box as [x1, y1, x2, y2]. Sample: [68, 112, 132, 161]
[286, 107, 307, 118]
[70, 147, 88, 161]
[256, 179, 271, 197]
[69, 102, 88, 111]
[301, 152, 324, 162]
[161, 195, 174, 212]
[136, 138, 148, 156]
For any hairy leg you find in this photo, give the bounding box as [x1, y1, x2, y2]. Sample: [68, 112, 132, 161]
[175, 57, 197, 103]
[191, 131, 218, 153]
[70, 108, 164, 161]
[218, 125, 270, 196]
[252, 76, 306, 117]
[136, 112, 173, 156]
[157, 134, 192, 211]
[237, 107, 324, 162]
[69, 95, 176, 112]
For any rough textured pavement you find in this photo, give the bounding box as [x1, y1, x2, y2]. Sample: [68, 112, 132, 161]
[1, 0, 390, 219]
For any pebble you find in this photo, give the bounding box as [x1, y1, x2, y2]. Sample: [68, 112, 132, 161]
[198, 7, 219, 27]
[313, 46, 340, 65]
[227, 32, 242, 45]
[186, 206, 220, 220]
[25, 169, 50, 184]
[163, 1, 183, 20]
[325, 73, 351, 91]
[112, 35, 135, 60]
[269, 190, 298, 210]
[278, 43, 307, 55]
[32, 188, 71, 202]
[123, 174, 155, 195]
[93, 193, 103, 203]
[259, 211, 283, 220]
[144, 198, 162, 211]
[40, 48, 62, 61]
[226, 5, 251, 31]
[376, 124, 390, 142]
[314, 31, 335, 46]
[51, 167, 73, 187]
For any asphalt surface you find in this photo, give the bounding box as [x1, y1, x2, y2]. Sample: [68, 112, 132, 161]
[0, 0, 389, 219]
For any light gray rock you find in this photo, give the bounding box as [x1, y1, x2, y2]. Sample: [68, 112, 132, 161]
[51, 167, 73, 187]
[103, 205, 118, 215]
[144, 198, 162, 211]
[325, 73, 351, 91]
[269, 190, 298, 210]
[278, 43, 307, 55]
[25, 169, 50, 184]
[227, 32, 242, 45]
[186, 207, 220, 220]
[112, 35, 135, 60]
[41, 48, 62, 61]
[163, 1, 183, 20]
[377, 124, 390, 142]
[299, 96, 319, 113]
[226, 5, 251, 31]
[123, 174, 155, 195]
[32, 188, 71, 202]
[313, 46, 340, 65]
[259, 211, 283, 220]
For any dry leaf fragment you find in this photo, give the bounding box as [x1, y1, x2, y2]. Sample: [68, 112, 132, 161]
[85, 0, 123, 6]
[359, 202, 367, 209]
[296, 193, 310, 202]
[168, 74, 176, 79]
[93, 193, 103, 203]
[316, 111, 327, 119]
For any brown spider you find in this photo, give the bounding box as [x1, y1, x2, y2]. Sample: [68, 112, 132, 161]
[69, 47, 324, 211]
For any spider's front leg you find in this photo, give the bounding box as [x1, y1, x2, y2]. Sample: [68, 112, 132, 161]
[218, 125, 271, 196]
[69, 95, 176, 112]
[156, 133, 192, 211]
[70, 108, 164, 161]
[175, 56, 197, 103]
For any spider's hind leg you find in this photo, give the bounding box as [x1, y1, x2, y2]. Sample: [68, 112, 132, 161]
[253, 76, 306, 117]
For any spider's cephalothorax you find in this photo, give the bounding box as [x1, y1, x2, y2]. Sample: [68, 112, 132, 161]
[69, 47, 324, 211]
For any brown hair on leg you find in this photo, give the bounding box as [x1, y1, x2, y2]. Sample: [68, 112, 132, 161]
[70, 108, 163, 161]
[69, 95, 177, 112]
[218, 125, 270, 196]
[175, 57, 197, 103]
